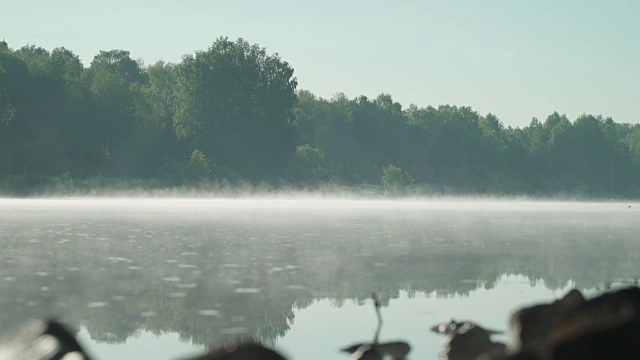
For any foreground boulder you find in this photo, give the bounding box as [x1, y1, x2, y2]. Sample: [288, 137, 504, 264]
[431, 320, 506, 360]
[0, 319, 90, 360]
[545, 286, 640, 360]
[0, 320, 286, 360]
[508, 289, 586, 353]
[340, 341, 411, 360]
[432, 286, 640, 360]
[187, 341, 286, 360]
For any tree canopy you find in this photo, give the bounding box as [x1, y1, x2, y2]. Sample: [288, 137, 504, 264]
[1, 38, 640, 197]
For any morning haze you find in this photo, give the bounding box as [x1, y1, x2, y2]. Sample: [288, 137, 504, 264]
[1, 199, 639, 360]
[1, 2, 640, 360]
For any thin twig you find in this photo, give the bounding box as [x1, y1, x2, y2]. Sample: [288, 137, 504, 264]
[372, 292, 382, 344]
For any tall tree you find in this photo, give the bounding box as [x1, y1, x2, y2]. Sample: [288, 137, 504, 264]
[293, 91, 356, 180]
[173, 37, 298, 180]
[350, 94, 407, 181]
[83, 49, 148, 176]
[133, 61, 185, 179]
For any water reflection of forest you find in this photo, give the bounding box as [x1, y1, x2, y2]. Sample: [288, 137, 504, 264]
[1, 204, 639, 348]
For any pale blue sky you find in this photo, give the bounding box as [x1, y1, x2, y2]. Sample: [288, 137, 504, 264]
[1, 0, 638, 127]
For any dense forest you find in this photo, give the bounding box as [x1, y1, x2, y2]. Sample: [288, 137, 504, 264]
[1, 38, 640, 197]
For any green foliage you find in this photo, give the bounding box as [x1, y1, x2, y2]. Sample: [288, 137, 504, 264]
[293, 91, 356, 180]
[293, 144, 329, 181]
[1, 38, 640, 197]
[295, 144, 324, 168]
[187, 149, 211, 179]
[381, 164, 414, 192]
[0, 63, 15, 125]
[173, 37, 298, 180]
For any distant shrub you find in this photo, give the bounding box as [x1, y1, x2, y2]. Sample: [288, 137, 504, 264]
[381, 164, 414, 193]
[187, 149, 211, 180]
[293, 144, 330, 181]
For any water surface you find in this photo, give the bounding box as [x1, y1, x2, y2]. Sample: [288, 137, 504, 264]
[1, 198, 638, 359]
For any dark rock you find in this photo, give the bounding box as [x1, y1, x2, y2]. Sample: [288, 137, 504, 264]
[187, 341, 286, 360]
[508, 289, 585, 353]
[546, 287, 640, 360]
[431, 321, 506, 360]
[0, 319, 90, 360]
[341, 341, 411, 360]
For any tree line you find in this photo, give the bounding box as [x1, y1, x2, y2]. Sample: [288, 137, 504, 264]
[1, 38, 640, 197]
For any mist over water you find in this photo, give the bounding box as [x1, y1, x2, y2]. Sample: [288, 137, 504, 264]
[1, 197, 638, 360]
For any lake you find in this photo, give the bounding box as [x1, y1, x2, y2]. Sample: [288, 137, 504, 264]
[0, 198, 638, 360]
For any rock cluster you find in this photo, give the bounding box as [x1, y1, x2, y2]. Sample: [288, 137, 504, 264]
[431, 286, 640, 360]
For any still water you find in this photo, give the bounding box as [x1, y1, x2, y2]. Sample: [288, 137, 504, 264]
[0, 198, 638, 359]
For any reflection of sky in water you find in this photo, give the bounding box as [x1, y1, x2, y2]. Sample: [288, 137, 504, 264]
[1, 198, 639, 359]
[278, 274, 581, 360]
[76, 274, 615, 360]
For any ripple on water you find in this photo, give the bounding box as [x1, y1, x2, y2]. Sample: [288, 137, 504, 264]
[162, 276, 181, 282]
[178, 283, 198, 289]
[234, 288, 261, 294]
[128, 266, 142, 270]
[87, 301, 109, 308]
[140, 311, 156, 317]
[180, 252, 198, 256]
[284, 285, 307, 290]
[168, 292, 187, 298]
[219, 264, 241, 268]
[178, 264, 197, 268]
[354, 253, 374, 257]
[197, 309, 222, 317]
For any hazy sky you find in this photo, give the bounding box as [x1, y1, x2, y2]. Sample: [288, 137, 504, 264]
[2, 0, 639, 127]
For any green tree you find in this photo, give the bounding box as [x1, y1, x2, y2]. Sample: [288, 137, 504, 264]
[478, 113, 508, 171]
[381, 164, 414, 192]
[0, 44, 91, 177]
[545, 112, 573, 186]
[351, 94, 407, 182]
[623, 125, 640, 186]
[83, 49, 148, 176]
[173, 37, 298, 180]
[292, 144, 328, 181]
[90, 50, 147, 86]
[293, 91, 356, 180]
[187, 149, 211, 180]
[0, 63, 14, 125]
[134, 61, 185, 178]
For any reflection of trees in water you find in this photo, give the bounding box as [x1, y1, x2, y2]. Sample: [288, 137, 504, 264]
[1, 209, 639, 349]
